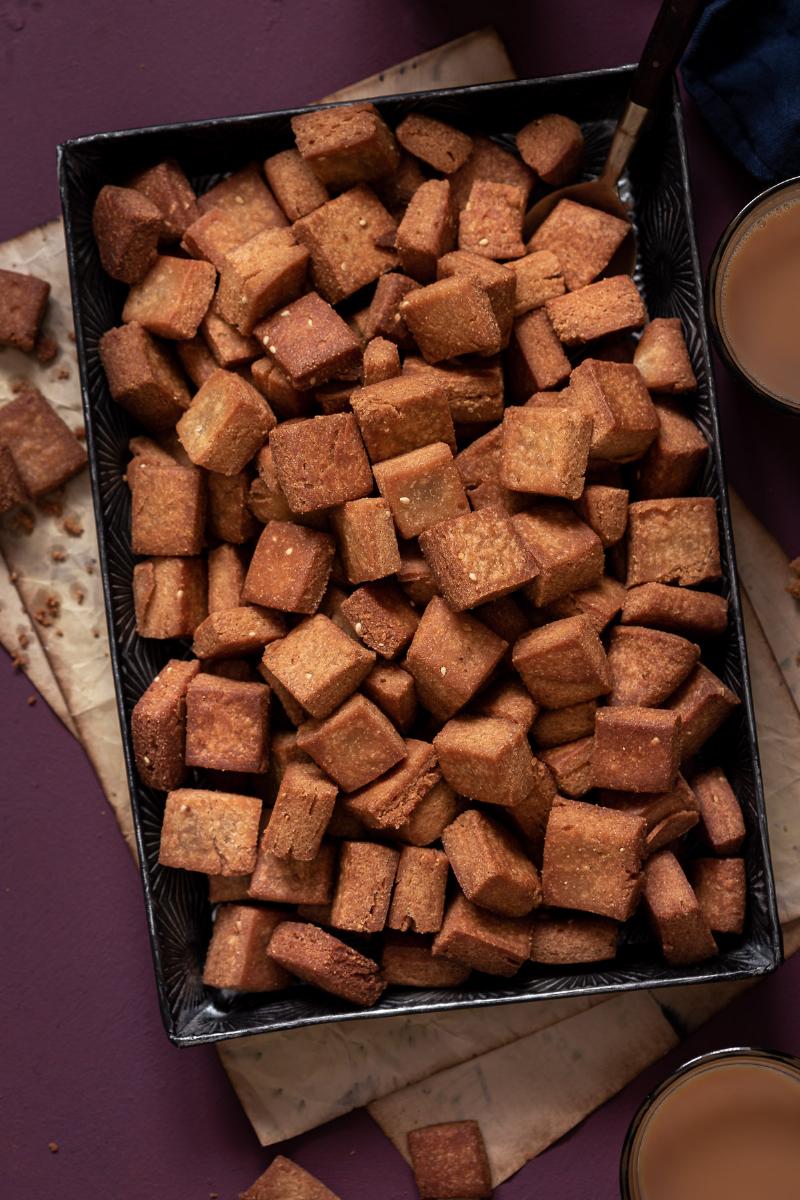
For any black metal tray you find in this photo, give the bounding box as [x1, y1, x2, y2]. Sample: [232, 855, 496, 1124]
[58, 65, 781, 1046]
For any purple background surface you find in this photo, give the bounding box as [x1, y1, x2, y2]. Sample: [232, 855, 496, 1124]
[2, 3, 798, 1198]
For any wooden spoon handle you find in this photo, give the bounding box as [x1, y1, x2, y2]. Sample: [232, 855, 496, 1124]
[629, 0, 707, 110]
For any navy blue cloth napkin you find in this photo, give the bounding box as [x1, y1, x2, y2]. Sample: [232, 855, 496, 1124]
[682, 0, 800, 183]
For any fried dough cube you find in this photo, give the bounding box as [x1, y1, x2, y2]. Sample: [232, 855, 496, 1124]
[264, 760, 337, 861]
[459, 179, 526, 260]
[387, 846, 449, 934]
[159, 787, 262, 875]
[240, 1156, 342, 1200]
[690, 857, 746, 934]
[350, 373, 455, 462]
[507, 308, 571, 396]
[362, 336, 400, 386]
[344, 738, 440, 831]
[263, 147, 329, 220]
[408, 1120, 491, 1200]
[203, 905, 290, 992]
[92, 184, 163, 283]
[690, 765, 745, 854]
[294, 184, 397, 303]
[0, 386, 87, 497]
[191, 606, 285, 660]
[395, 779, 461, 847]
[473, 677, 539, 732]
[130, 461, 205, 556]
[593, 706, 683, 793]
[500, 405, 592, 500]
[436, 251, 516, 347]
[643, 849, 718, 964]
[362, 662, 417, 733]
[620, 582, 729, 637]
[443, 809, 541, 918]
[402, 275, 503, 363]
[528, 199, 630, 290]
[607, 624, 699, 707]
[396, 113, 473, 174]
[419, 507, 537, 611]
[131, 658, 200, 790]
[185, 674, 270, 773]
[133, 556, 207, 637]
[634, 399, 709, 499]
[546, 276, 646, 346]
[434, 714, 541, 807]
[207, 543, 246, 612]
[406, 595, 507, 721]
[249, 842, 337, 905]
[509, 249, 565, 315]
[297, 693, 406, 792]
[215, 227, 309, 335]
[374, 442, 469, 539]
[512, 504, 603, 606]
[396, 178, 456, 282]
[598, 774, 700, 855]
[198, 164, 287, 237]
[269, 412, 372, 512]
[255, 291, 362, 389]
[177, 369, 274, 475]
[291, 102, 399, 187]
[543, 575, 626, 632]
[260, 613, 375, 718]
[626, 497, 722, 587]
[382, 936, 470, 987]
[128, 159, 199, 240]
[0, 446, 25, 512]
[633, 317, 697, 393]
[243, 521, 335, 614]
[513, 613, 611, 708]
[331, 497, 400, 583]
[539, 736, 594, 798]
[362, 272, 420, 347]
[266, 920, 386, 1005]
[530, 914, 619, 964]
[565, 358, 658, 461]
[100, 322, 191, 431]
[0, 267, 50, 352]
[542, 797, 646, 920]
[432, 894, 532, 977]
[666, 664, 740, 761]
[516, 113, 584, 185]
[122, 255, 216, 340]
[330, 840, 400, 933]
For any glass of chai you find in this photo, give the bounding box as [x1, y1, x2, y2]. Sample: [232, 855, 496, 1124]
[707, 177, 800, 414]
[620, 1047, 800, 1200]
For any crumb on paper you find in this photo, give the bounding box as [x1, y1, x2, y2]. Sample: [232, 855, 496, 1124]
[68, 330, 76, 343]
[37, 492, 64, 518]
[92, 627, 100, 639]
[10, 378, 26, 394]
[9, 507, 35, 535]
[34, 593, 61, 626]
[54, 366, 71, 382]
[10, 651, 28, 670]
[18, 631, 30, 649]
[48, 1141, 59, 1154]
[50, 547, 67, 562]
[71, 583, 86, 606]
[27, 694, 36, 706]
[85, 561, 95, 574]
[62, 513, 84, 537]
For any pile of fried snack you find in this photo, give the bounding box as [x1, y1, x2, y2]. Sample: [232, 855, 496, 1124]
[79, 104, 749, 1015]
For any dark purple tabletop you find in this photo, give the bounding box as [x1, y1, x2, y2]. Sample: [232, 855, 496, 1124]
[2, 4, 798, 1199]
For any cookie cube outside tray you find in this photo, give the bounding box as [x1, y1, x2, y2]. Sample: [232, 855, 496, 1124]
[0, 386, 87, 498]
[294, 184, 396, 303]
[363, 272, 420, 346]
[449, 133, 535, 210]
[177, 369, 274, 475]
[419, 507, 537, 611]
[297, 693, 406, 792]
[408, 1120, 491, 1200]
[516, 113, 584, 185]
[330, 840, 400, 933]
[374, 442, 469, 539]
[122, 255, 216, 340]
[129, 159, 199, 240]
[406, 596, 507, 722]
[249, 841, 337, 904]
[264, 759, 337, 861]
[159, 787, 262, 875]
[92, 184, 163, 284]
[528, 198, 630, 291]
[344, 738, 440, 831]
[387, 846, 449, 934]
[244, 521, 335, 614]
[382, 936, 470, 988]
[185, 674, 270, 773]
[0, 446, 25, 512]
[542, 797, 647, 920]
[260, 613, 375, 719]
[539, 735, 594, 798]
[401, 275, 503, 363]
[339, 582, 418, 660]
[500, 405, 592, 500]
[621, 583, 729, 638]
[291, 102, 399, 187]
[269, 412, 372, 513]
[207, 544, 245, 612]
[436, 251, 516, 347]
[434, 714, 540, 807]
[267, 920, 386, 1005]
[634, 399, 709, 499]
[509, 249, 565, 316]
[131, 658, 200, 790]
[99, 322, 190, 431]
[512, 504, 604, 607]
[546, 275, 647, 346]
[395, 779, 461, 846]
[627, 497, 722, 587]
[331, 497, 400, 583]
[458, 178, 526, 260]
[191, 606, 285, 660]
[690, 857, 746, 934]
[593, 706, 682, 793]
[690, 765, 745, 854]
[607, 625, 700, 707]
[240, 1155, 342, 1200]
[530, 913, 619, 964]
[667, 664, 740, 761]
[362, 663, 417, 733]
[202, 904, 291, 992]
[255, 291, 362, 389]
[396, 113, 473, 174]
[575, 485, 629, 548]
[216, 227, 310, 335]
[263, 147, 329, 220]
[512, 614, 610, 709]
[396, 179, 456, 282]
[566, 358, 659, 461]
[598, 774, 700, 855]
[133, 557, 207, 638]
[432, 893, 532, 977]
[350, 373, 455, 463]
[643, 849, 718, 965]
[507, 307, 571, 398]
[0, 267, 50, 352]
[362, 336, 400, 386]
[130, 463, 205, 556]
[443, 809, 541, 918]
[633, 317, 697, 393]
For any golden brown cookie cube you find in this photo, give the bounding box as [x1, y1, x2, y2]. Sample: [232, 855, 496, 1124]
[565, 358, 658, 461]
[542, 796, 646, 919]
[458, 178, 526, 260]
[419, 507, 537, 611]
[130, 462, 205, 556]
[406, 596, 506, 722]
[267, 919, 386, 1005]
[402, 275, 503, 363]
[690, 857, 746, 934]
[374, 442, 469, 539]
[269, 412, 372, 513]
[247, 445, 296, 524]
[633, 317, 697, 393]
[263, 147, 329, 220]
[181, 207, 249, 270]
[387, 846, 449, 934]
[598, 774, 700, 855]
[396, 179, 456, 282]
[374, 150, 426, 214]
[546, 275, 646, 346]
[291, 102, 399, 187]
[397, 542, 439, 605]
[362, 662, 417, 733]
[208, 874, 252, 903]
[122, 255, 216, 340]
[539, 736, 594, 798]
[324, 575, 403, 651]
[131, 658, 200, 790]
[395, 779, 461, 846]
[593, 706, 683, 793]
[474, 594, 530, 643]
[396, 113, 473, 174]
[0, 446, 25, 512]
[530, 913, 619, 964]
[191, 606, 284, 660]
[92, 184, 163, 284]
[408, 1120, 491, 1200]
[351, 372, 455, 462]
[0, 386, 86, 498]
[216, 227, 310, 335]
[509, 249, 565, 315]
[690, 765, 745, 854]
[516, 113, 584, 185]
[0, 267, 50, 352]
[607, 625, 700, 707]
[177, 335, 218, 387]
[532, 700, 596, 748]
[512, 613, 610, 708]
[382, 935, 470, 987]
[512, 503, 604, 606]
[249, 840, 337, 904]
[626, 497, 721, 587]
[362, 272, 420, 347]
[454, 425, 524, 515]
[207, 543, 245, 612]
[240, 1154, 342, 1200]
[644, 849, 718, 964]
[443, 809, 541, 918]
[436, 252, 516, 348]
[331, 497, 400, 584]
[634, 399, 709, 499]
[203, 904, 290, 992]
[507, 308, 571, 396]
[621, 582, 729, 637]
[432, 893, 532, 977]
[297, 693, 406, 792]
[362, 337, 400, 386]
[344, 738, 440, 831]
[129, 159, 199, 240]
[207, 475, 257, 547]
[159, 787, 262, 875]
[329, 840, 399, 933]
[99, 322, 190, 430]
[263, 759, 337, 861]
[260, 613, 375, 718]
[256, 291, 362, 389]
[198, 163, 287, 237]
[434, 714, 541, 807]
[244, 521, 335, 614]
[450, 133, 534, 210]
[294, 184, 396, 303]
[667, 664, 740, 761]
[177, 369, 274, 475]
[574, 484, 629, 548]
[133, 556, 207, 637]
[474, 677, 539, 732]
[528, 199, 630, 291]
[500, 406, 592, 500]
[185, 674, 270, 773]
